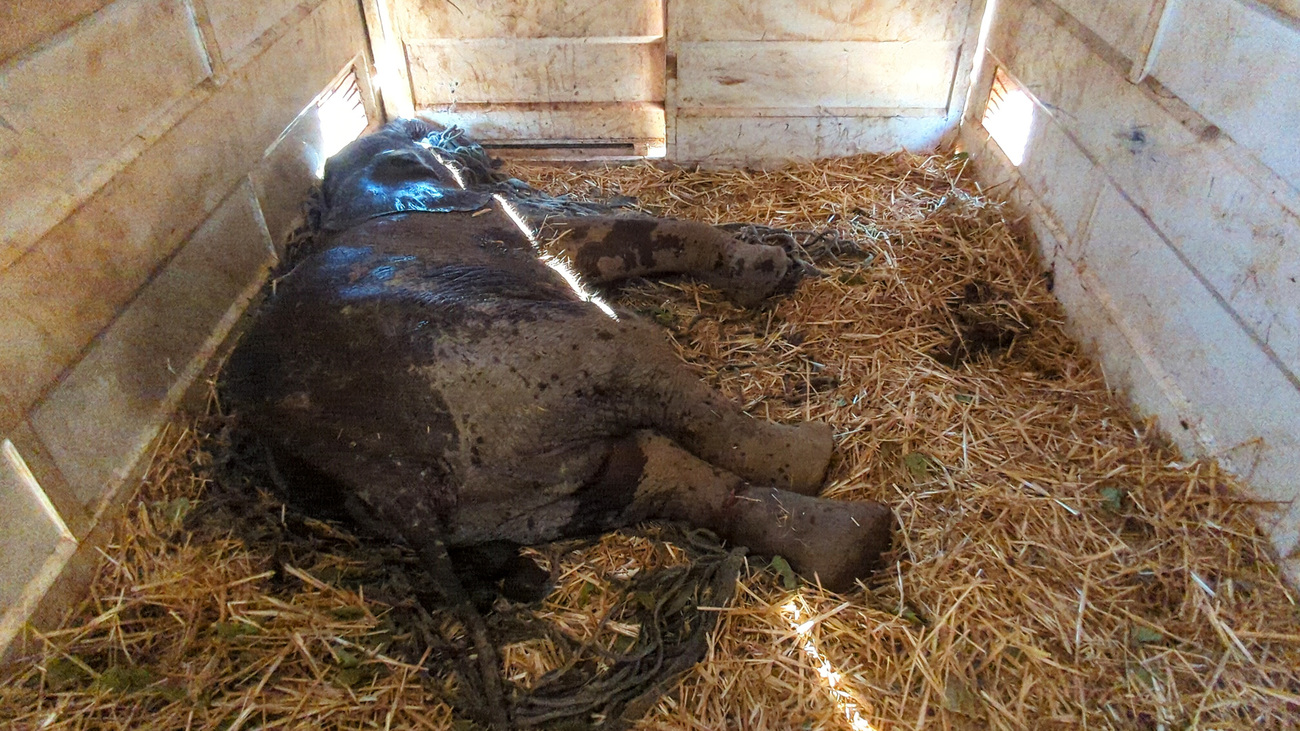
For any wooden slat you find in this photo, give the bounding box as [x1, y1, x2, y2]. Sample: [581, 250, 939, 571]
[1150, 0, 1300, 193]
[1080, 183, 1300, 545]
[672, 0, 971, 42]
[0, 0, 113, 65]
[673, 115, 952, 164]
[360, 0, 415, 117]
[202, 0, 303, 60]
[0, 0, 365, 430]
[30, 182, 273, 511]
[0, 0, 211, 269]
[1014, 106, 1105, 244]
[989, 0, 1300, 377]
[675, 40, 958, 110]
[1050, 0, 1161, 61]
[408, 39, 665, 104]
[0, 441, 74, 618]
[674, 106, 946, 118]
[970, 0, 1300, 572]
[965, 131, 1194, 454]
[393, 0, 663, 39]
[419, 102, 665, 143]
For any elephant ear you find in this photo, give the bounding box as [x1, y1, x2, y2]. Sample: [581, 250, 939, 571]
[371, 148, 445, 181]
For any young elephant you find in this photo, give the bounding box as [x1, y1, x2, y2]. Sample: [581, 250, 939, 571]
[222, 119, 892, 593]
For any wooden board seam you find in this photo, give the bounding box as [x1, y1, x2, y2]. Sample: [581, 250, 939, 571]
[968, 72, 1300, 397]
[0, 0, 334, 274]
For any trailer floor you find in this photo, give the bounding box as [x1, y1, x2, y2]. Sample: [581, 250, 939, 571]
[3, 152, 1298, 730]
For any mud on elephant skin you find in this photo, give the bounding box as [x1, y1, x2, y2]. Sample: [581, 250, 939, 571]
[222, 119, 894, 593]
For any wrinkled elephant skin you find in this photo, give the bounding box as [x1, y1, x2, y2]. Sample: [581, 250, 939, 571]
[223, 120, 893, 592]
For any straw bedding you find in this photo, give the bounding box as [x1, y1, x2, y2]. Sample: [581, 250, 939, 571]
[3, 152, 1299, 730]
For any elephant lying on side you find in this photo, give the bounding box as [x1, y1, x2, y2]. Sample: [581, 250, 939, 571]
[222, 119, 893, 593]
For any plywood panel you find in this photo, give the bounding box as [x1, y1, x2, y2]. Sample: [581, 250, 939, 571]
[418, 102, 665, 143]
[30, 183, 272, 510]
[1050, 0, 1160, 61]
[202, 0, 302, 60]
[394, 0, 662, 39]
[1152, 0, 1300, 192]
[251, 105, 326, 258]
[1080, 184, 1300, 559]
[0, 0, 210, 267]
[676, 41, 958, 110]
[674, 115, 952, 164]
[1016, 110, 1104, 243]
[0, 442, 72, 615]
[964, 16, 1300, 584]
[409, 39, 664, 104]
[673, 0, 971, 42]
[0, 0, 113, 65]
[989, 0, 1300, 379]
[3, 421, 93, 540]
[0, 0, 365, 429]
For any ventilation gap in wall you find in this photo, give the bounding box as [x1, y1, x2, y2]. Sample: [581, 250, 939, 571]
[982, 66, 1035, 166]
[317, 67, 369, 171]
[481, 140, 665, 162]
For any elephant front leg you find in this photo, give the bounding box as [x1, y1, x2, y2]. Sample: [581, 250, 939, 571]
[538, 215, 796, 307]
[618, 431, 893, 593]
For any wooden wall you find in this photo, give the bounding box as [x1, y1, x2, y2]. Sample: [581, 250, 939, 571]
[395, 0, 986, 164]
[667, 0, 985, 164]
[400, 0, 667, 150]
[0, 0, 376, 658]
[961, 0, 1300, 584]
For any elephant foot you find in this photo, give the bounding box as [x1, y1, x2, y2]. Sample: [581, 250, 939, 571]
[718, 487, 893, 593]
[623, 431, 890, 592]
[702, 242, 794, 308]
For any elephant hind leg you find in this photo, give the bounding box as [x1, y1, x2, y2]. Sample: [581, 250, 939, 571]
[609, 431, 893, 593]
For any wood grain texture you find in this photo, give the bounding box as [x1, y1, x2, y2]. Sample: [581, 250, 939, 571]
[672, 0, 971, 41]
[0, 0, 114, 64]
[673, 115, 952, 163]
[30, 182, 272, 511]
[966, 0, 1300, 576]
[675, 40, 958, 110]
[667, 0, 976, 161]
[1151, 0, 1300, 192]
[409, 38, 665, 104]
[1049, 0, 1161, 60]
[0, 0, 365, 429]
[990, 0, 1300, 378]
[393, 0, 662, 39]
[201, 0, 304, 60]
[418, 102, 665, 143]
[0, 0, 211, 268]
[1078, 183, 1300, 558]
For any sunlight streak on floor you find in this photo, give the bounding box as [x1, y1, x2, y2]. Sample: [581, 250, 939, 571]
[782, 600, 879, 731]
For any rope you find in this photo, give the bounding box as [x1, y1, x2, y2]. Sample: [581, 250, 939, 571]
[194, 415, 745, 730]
